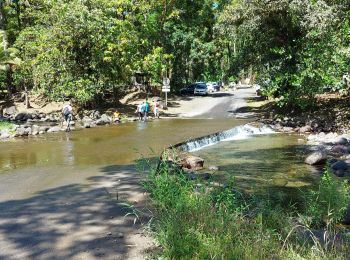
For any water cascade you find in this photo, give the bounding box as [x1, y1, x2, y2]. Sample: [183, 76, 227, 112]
[175, 124, 275, 152]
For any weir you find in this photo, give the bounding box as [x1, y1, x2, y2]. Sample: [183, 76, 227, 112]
[174, 124, 275, 152]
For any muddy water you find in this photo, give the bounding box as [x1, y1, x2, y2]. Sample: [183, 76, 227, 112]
[0, 119, 247, 199]
[193, 134, 319, 195]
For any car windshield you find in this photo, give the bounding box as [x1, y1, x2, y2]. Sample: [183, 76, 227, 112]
[196, 84, 207, 89]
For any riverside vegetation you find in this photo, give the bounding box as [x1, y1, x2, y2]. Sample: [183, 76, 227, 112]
[1, 0, 350, 110]
[143, 157, 350, 259]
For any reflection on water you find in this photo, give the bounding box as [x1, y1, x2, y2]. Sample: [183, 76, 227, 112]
[193, 134, 319, 194]
[63, 135, 75, 166]
[0, 119, 247, 173]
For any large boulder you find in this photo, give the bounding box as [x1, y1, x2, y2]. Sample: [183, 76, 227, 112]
[181, 155, 204, 170]
[96, 114, 111, 125]
[331, 160, 349, 171]
[15, 113, 31, 121]
[3, 106, 17, 116]
[305, 150, 327, 165]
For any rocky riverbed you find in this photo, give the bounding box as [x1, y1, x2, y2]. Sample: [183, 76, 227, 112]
[0, 109, 141, 140]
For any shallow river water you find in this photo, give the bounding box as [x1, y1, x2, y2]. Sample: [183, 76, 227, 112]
[0, 119, 247, 200]
[193, 133, 319, 195]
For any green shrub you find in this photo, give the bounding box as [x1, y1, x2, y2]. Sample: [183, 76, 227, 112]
[305, 168, 350, 228]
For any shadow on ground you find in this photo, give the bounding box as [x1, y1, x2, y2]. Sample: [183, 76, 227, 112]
[0, 164, 153, 259]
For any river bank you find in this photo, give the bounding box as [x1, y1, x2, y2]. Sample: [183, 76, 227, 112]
[0, 88, 244, 141]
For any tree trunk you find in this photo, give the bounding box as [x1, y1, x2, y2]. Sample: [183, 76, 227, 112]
[6, 65, 13, 98]
[24, 86, 30, 108]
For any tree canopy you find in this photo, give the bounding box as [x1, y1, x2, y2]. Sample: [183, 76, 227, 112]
[0, 0, 349, 108]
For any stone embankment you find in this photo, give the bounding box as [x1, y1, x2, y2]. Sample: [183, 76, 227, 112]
[0, 109, 138, 140]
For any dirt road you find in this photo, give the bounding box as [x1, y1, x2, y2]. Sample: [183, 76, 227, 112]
[165, 87, 257, 119]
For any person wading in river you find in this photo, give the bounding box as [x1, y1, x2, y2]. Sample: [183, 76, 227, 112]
[136, 102, 144, 121]
[62, 101, 73, 132]
[143, 99, 150, 121]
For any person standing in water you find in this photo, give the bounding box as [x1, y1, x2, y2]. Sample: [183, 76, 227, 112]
[153, 100, 160, 119]
[62, 101, 73, 132]
[136, 102, 144, 121]
[143, 99, 150, 121]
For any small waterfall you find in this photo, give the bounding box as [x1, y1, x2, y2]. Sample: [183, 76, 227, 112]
[175, 124, 275, 152]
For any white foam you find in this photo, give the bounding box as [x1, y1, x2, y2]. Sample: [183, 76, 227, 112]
[183, 124, 275, 152]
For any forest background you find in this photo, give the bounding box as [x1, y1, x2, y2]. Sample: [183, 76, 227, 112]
[0, 0, 350, 109]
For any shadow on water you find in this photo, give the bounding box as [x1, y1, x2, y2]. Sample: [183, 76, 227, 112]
[0, 164, 151, 259]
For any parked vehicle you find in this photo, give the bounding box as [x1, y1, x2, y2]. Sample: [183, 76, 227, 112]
[179, 84, 196, 95]
[207, 82, 219, 92]
[194, 83, 208, 96]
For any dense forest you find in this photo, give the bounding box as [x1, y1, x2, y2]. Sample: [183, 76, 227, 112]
[0, 0, 350, 108]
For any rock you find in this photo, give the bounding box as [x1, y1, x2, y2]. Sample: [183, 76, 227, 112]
[39, 131, 45, 135]
[299, 125, 312, 133]
[117, 232, 124, 238]
[47, 126, 62, 133]
[305, 150, 327, 165]
[96, 114, 111, 125]
[3, 106, 16, 116]
[181, 155, 204, 170]
[0, 129, 10, 139]
[187, 172, 210, 180]
[331, 160, 349, 172]
[49, 115, 58, 122]
[92, 110, 101, 119]
[343, 204, 350, 225]
[15, 112, 31, 121]
[31, 125, 39, 135]
[39, 126, 50, 132]
[16, 127, 27, 136]
[208, 165, 219, 171]
[325, 132, 338, 142]
[332, 136, 348, 145]
[24, 127, 32, 135]
[282, 127, 294, 132]
[83, 122, 91, 128]
[330, 145, 349, 155]
[334, 170, 345, 177]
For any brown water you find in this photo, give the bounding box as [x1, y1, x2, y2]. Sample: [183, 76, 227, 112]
[0, 119, 248, 199]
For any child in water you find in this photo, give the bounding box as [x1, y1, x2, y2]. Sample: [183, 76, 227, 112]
[113, 110, 121, 124]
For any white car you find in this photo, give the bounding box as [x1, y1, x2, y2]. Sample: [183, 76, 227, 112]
[194, 83, 208, 96]
[207, 82, 218, 92]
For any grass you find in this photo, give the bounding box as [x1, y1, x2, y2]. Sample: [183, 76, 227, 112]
[143, 159, 350, 259]
[0, 121, 15, 133]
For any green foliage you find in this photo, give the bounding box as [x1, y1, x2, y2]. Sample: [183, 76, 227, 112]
[216, 0, 350, 109]
[306, 168, 350, 228]
[144, 158, 350, 259]
[1, 0, 350, 108]
[0, 121, 15, 133]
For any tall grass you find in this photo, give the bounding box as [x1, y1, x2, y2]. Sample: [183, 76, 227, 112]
[143, 159, 350, 259]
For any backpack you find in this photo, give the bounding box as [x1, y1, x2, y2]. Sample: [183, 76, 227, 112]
[63, 106, 70, 116]
[145, 102, 150, 112]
